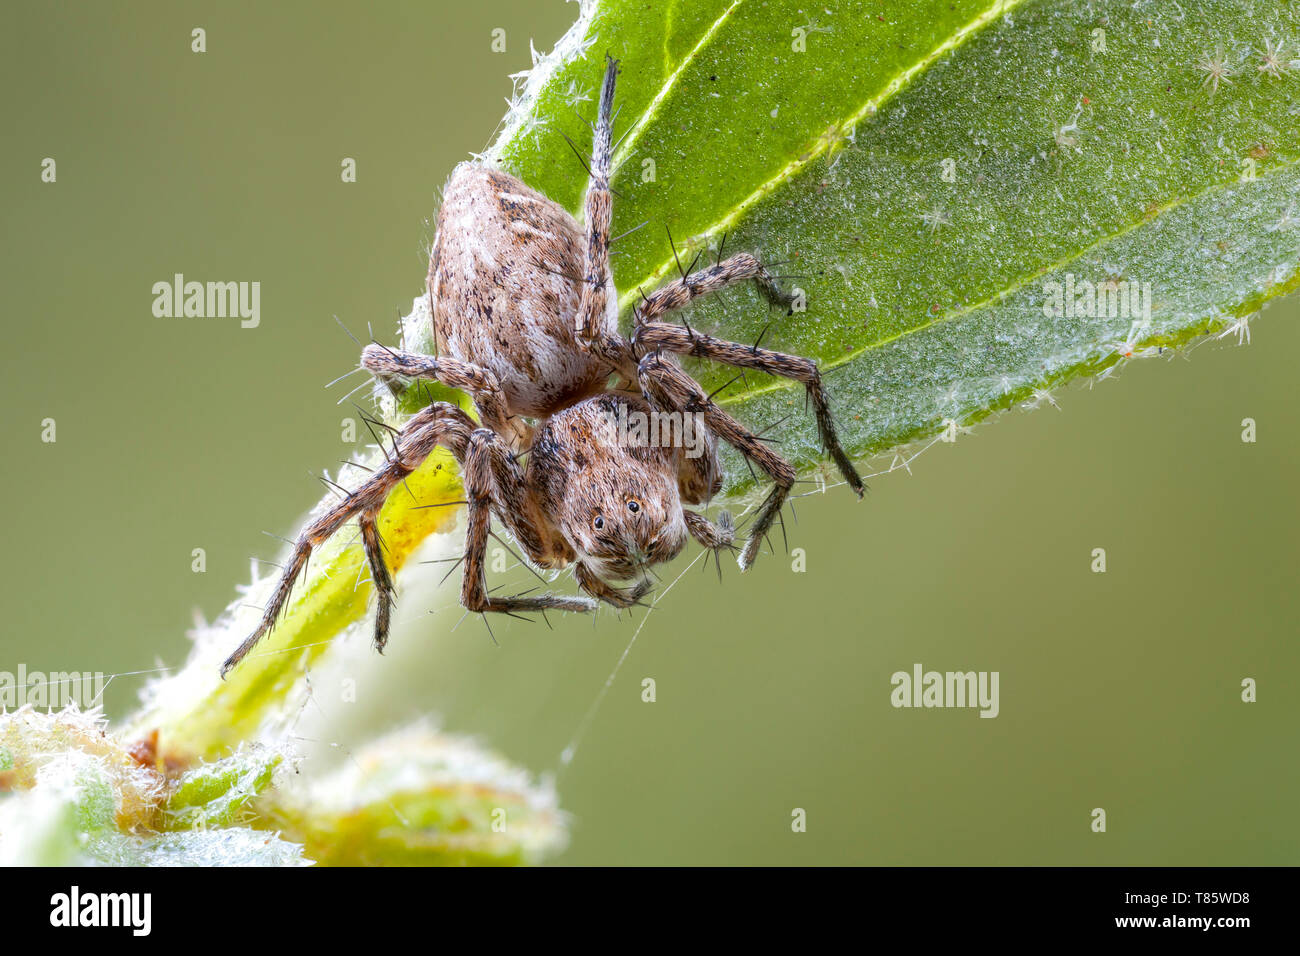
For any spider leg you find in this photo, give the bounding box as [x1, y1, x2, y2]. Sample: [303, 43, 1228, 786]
[637, 353, 798, 572]
[573, 55, 626, 364]
[673, 422, 724, 505]
[461, 428, 598, 615]
[574, 561, 653, 609]
[684, 509, 737, 583]
[222, 402, 477, 677]
[359, 513, 395, 652]
[632, 283, 863, 496]
[360, 344, 530, 448]
[684, 509, 735, 551]
[631, 251, 796, 330]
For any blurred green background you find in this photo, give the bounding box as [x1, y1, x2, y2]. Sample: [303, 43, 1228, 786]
[2, 1, 1296, 865]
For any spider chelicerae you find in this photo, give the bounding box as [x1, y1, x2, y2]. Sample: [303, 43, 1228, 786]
[221, 57, 862, 677]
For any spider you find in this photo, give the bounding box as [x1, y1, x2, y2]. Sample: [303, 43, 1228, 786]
[221, 57, 862, 677]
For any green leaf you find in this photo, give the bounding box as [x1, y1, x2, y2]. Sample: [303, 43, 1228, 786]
[162, 748, 281, 830]
[255, 722, 568, 866]
[0, 707, 307, 866]
[124, 437, 466, 761]
[2, 705, 566, 866]
[492, 0, 1300, 478]
[85, 827, 310, 867]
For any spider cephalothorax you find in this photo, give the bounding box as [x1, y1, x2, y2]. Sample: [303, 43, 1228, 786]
[222, 57, 862, 677]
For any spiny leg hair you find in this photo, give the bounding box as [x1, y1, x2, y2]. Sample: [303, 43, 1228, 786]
[637, 352, 796, 571]
[630, 256, 864, 498]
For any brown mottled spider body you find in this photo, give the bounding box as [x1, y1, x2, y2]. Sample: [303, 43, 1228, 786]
[429, 163, 620, 423]
[221, 58, 862, 677]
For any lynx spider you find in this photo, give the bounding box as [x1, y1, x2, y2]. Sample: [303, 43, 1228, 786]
[222, 57, 863, 677]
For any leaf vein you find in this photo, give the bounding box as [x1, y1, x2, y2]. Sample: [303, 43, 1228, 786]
[618, 0, 1031, 312]
[726, 156, 1300, 406]
[611, 0, 748, 176]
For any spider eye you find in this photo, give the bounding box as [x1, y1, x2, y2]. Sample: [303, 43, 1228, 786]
[626, 499, 641, 514]
[592, 514, 605, 531]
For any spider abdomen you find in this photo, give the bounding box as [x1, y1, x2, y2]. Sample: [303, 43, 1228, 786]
[428, 163, 619, 418]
